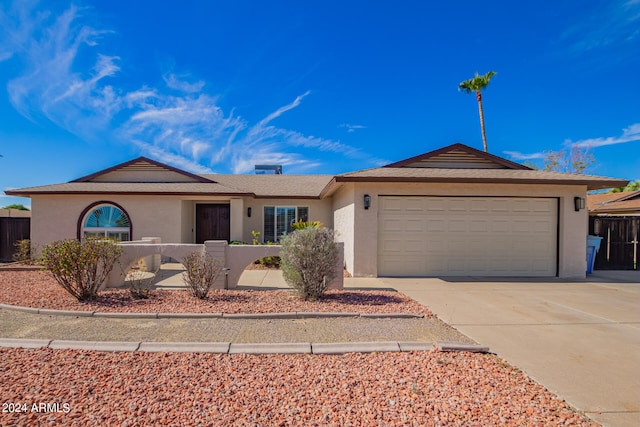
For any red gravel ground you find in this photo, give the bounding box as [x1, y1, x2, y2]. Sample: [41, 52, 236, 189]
[0, 271, 431, 316]
[0, 270, 599, 426]
[0, 349, 597, 426]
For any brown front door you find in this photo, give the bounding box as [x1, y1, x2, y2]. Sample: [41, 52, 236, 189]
[196, 204, 230, 243]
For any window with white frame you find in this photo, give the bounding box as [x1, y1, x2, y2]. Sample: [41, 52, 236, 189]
[263, 206, 309, 242]
[81, 204, 131, 241]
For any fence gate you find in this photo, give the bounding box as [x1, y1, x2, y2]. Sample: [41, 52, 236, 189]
[589, 216, 639, 270]
[0, 217, 31, 262]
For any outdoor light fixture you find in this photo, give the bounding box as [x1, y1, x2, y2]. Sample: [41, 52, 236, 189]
[247, 207, 252, 217]
[574, 196, 586, 212]
[364, 194, 371, 210]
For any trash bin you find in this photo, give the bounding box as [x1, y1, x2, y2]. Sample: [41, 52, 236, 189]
[586, 235, 603, 274]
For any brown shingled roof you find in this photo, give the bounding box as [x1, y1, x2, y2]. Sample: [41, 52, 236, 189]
[335, 167, 628, 190]
[5, 182, 247, 197]
[588, 190, 640, 214]
[203, 174, 334, 198]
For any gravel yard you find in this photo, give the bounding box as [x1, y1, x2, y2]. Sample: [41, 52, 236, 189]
[0, 348, 598, 426]
[0, 270, 600, 426]
[0, 271, 430, 316]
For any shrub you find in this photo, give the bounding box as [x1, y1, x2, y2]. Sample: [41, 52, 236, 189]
[127, 258, 157, 299]
[181, 251, 223, 299]
[291, 219, 322, 230]
[12, 239, 33, 264]
[40, 238, 123, 301]
[280, 226, 338, 301]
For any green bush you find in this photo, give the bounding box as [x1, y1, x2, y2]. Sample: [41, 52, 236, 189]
[40, 238, 123, 301]
[12, 239, 33, 264]
[280, 226, 338, 301]
[291, 219, 322, 230]
[181, 251, 223, 299]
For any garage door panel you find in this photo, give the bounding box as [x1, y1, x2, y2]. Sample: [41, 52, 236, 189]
[405, 219, 424, 232]
[378, 196, 557, 277]
[448, 220, 467, 232]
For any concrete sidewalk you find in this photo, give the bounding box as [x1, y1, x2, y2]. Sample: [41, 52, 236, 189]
[359, 272, 640, 427]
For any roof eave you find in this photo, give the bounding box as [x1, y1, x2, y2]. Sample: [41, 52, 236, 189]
[4, 190, 253, 197]
[334, 176, 628, 190]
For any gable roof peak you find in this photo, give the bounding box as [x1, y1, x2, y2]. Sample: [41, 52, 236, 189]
[384, 142, 531, 170]
[71, 156, 216, 183]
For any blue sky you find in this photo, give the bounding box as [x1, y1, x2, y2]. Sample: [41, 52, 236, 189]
[1, 0, 639, 208]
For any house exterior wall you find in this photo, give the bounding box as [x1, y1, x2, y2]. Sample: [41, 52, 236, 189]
[229, 198, 244, 242]
[348, 182, 589, 278]
[180, 201, 194, 243]
[332, 183, 356, 274]
[30, 195, 185, 250]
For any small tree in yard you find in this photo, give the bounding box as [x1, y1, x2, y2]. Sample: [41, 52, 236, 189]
[40, 238, 123, 301]
[182, 251, 223, 299]
[280, 226, 338, 301]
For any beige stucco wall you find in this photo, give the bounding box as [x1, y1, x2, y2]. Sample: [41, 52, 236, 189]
[332, 184, 356, 274]
[30, 195, 335, 255]
[346, 182, 589, 279]
[30, 195, 186, 251]
[180, 201, 194, 243]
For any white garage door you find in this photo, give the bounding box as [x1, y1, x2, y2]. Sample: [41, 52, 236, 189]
[378, 196, 558, 277]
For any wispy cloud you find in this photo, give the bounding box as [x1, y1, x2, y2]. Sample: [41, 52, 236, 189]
[339, 123, 366, 133]
[5, 5, 120, 134]
[257, 90, 310, 127]
[0, 3, 382, 174]
[163, 73, 206, 93]
[502, 151, 546, 161]
[559, 0, 640, 57]
[504, 123, 640, 162]
[568, 123, 640, 148]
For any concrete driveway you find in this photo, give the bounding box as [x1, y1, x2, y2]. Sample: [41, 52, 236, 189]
[347, 271, 640, 427]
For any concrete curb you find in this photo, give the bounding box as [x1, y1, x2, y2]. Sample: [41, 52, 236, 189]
[0, 303, 424, 320]
[0, 338, 487, 355]
[436, 342, 490, 353]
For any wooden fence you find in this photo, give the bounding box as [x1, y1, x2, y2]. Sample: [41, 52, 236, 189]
[0, 215, 31, 262]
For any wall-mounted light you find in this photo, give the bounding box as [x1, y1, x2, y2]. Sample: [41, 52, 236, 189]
[247, 207, 252, 217]
[574, 196, 585, 212]
[364, 194, 371, 210]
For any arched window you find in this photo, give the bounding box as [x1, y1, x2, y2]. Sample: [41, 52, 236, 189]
[80, 203, 131, 241]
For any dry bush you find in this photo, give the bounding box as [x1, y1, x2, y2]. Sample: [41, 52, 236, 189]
[127, 258, 157, 299]
[40, 238, 123, 301]
[181, 251, 223, 299]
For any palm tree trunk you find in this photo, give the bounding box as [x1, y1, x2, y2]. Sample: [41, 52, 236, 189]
[476, 91, 488, 152]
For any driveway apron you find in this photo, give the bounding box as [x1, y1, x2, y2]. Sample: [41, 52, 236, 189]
[346, 272, 640, 427]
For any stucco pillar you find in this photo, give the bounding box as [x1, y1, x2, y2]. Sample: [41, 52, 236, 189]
[229, 198, 244, 242]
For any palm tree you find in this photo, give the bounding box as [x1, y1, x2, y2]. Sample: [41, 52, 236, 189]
[458, 71, 497, 153]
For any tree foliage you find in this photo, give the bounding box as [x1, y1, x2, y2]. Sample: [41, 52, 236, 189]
[609, 180, 640, 193]
[458, 71, 497, 153]
[2, 204, 29, 211]
[543, 145, 594, 174]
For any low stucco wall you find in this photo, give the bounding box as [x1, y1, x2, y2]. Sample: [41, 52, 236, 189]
[104, 239, 344, 290]
[225, 243, 344, 290]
